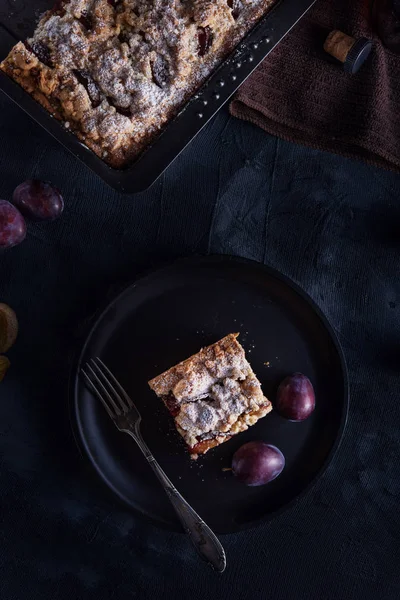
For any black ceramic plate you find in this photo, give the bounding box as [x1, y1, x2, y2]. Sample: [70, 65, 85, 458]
[72, 256, 348, 534]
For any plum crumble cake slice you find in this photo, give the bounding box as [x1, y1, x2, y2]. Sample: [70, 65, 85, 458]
[148, 333, 272, 458]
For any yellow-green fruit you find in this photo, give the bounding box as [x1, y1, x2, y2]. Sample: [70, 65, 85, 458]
[0, 355, 10, 382]
[0, 303, 18, 353]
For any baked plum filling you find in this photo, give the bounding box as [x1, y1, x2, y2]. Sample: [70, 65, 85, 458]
[162, 393, 180, 417]
[197, 27, 213, 56]
[151, 55, 169, 88]
[25, 41, 53, 67]
[74, 70, 102, 107]
[227, 0, 243, 19]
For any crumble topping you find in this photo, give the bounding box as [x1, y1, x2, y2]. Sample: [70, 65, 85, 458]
[175, 376, 264, 446]
[149, 333, 272, 452]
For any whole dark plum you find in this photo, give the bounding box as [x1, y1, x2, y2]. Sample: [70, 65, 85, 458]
[232, 441, 285, 487]
[276, 373, 315, 421]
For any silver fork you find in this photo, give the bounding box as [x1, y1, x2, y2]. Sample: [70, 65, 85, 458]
[81, 357, 226, 573]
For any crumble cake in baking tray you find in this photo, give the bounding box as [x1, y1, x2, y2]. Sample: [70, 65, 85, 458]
[148, 333, 272, 459]
[0, 0, 317, 191]
[1, 0, 277, 169]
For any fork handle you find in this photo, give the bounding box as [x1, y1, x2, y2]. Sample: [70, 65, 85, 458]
[126, 430, 226, 573]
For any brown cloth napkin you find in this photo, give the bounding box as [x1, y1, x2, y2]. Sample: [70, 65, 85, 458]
[230, 0, 400, 172]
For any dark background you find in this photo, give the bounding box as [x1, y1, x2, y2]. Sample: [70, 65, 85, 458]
[0, 87, 399, 598]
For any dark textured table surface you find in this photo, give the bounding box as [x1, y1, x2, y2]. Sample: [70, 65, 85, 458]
[0, 90, 399, 600]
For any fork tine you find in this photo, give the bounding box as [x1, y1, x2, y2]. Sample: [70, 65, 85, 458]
[89, 358, 129, 413]
[81, 367, 115, 419]
[93, 357, 133, 410]
[85, 363, 122, 416]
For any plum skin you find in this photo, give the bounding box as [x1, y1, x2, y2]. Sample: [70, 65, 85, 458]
[276, 373, 315, 421]
[232, 441, 285, 487]
[0, 200, 27, 248]
[12, 180, 64, 222]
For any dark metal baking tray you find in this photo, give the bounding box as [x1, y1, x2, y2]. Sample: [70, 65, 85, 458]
[0, 0, 316, 193]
